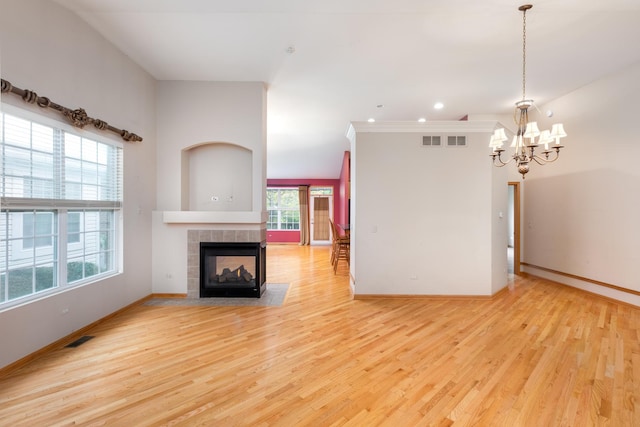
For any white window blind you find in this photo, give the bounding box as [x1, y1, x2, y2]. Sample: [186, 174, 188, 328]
[1, 113, 122, 206]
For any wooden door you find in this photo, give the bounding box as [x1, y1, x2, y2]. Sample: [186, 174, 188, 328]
[310, 196, 331, 245]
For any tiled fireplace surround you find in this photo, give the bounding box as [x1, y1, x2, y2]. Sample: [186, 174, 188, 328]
[186, 228, 266, 298]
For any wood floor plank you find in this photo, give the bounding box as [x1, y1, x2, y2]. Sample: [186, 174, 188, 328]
[1, 245, 640, 425]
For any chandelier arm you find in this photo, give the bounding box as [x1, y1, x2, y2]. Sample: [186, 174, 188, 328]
[530, 148, 562, 165]
[528, 145, 548, 165]
[530, 155, 548, 166]
[490, 151, 513, 167]
[541, 149, 562, 163]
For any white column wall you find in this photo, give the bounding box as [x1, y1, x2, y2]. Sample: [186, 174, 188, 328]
[155, 81, 266, 213]
[350, 122, 506, 296]
[152, 81, 267, 295]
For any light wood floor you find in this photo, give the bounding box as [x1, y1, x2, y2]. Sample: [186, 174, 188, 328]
[1, 245, 640, 426]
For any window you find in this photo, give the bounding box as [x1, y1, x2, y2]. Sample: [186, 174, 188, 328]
[66, 210, 116, 284]
[309, 186, 333, 196]
[1, 210, 58, 301]
[68, 212, 81, 244]
[22, 212, 54, 249]
[1, 109, 122, 306]
[267, 188, 300, 230]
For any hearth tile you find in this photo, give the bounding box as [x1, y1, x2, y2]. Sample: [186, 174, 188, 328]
[222, 230, 236, 242]
[188, 241, 198, 256]
[236, 230, 250, 242]
[187, 264, 199, 279]
[198, 230, 212, 242]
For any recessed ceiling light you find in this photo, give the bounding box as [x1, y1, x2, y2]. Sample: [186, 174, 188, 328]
[367, 118, 376, 123]
[418, 118, 426, 123]
[434, 102, 444, 110]
[377, 104, 384, 108]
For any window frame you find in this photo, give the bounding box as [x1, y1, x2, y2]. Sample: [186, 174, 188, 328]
[266, 187, 300, 231]
[1, 105, 123, 309]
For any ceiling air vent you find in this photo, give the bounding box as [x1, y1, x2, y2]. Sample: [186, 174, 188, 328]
[422, 136, 442, 147]
[447, 136, 467, 147]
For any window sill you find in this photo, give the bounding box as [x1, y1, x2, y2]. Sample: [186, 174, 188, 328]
[0, 271, 121, 313]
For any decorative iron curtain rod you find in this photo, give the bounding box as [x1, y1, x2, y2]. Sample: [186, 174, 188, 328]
[1, 78, 142, 142]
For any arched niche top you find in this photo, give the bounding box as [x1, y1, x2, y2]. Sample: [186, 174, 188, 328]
[183, 140, 254, 154]
[181, 141, 253, 212]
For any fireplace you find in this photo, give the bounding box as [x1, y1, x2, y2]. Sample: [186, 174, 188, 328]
[200, 242, 266, 298]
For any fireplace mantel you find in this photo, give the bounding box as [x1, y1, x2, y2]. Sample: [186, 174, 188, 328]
[163, 211, 264, 224]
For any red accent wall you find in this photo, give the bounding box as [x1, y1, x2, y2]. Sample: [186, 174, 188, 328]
[267, 178, 343, 243]
[338, 151, 351, 226]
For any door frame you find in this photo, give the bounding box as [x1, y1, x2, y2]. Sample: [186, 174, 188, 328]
[310, 194, 333, 245]
[509, 181, 521, 275]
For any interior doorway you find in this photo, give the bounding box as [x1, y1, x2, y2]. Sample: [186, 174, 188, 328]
[508, 182, 521, 275]
[310, 194, 332, 245]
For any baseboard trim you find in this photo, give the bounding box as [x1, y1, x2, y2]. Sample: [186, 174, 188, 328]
[151, 293, 187, 299]
[521, 262, 640, 297]
[353, 282, 511, 301]
[0, 294, 154, 376]
[354, 293, 495, 300]
[521, 263, 640, 307]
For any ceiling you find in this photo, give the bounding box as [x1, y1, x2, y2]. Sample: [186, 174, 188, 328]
[53, 0, 640, 179]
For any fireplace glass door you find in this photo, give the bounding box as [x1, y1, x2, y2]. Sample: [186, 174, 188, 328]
[200, 242, 265, 297]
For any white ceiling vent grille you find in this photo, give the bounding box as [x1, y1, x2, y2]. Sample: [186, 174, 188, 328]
[422, 136, 442, 147]
[447, 136, 467, 147]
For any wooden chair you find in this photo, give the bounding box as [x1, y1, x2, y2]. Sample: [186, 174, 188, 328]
[329, 218, 338, 266]
[329, 219, 350, 273]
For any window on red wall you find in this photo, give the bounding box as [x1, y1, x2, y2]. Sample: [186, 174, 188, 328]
[266, 188, 300, 230]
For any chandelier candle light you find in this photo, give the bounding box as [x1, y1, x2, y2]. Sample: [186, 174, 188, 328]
[489, 4, 567, 178]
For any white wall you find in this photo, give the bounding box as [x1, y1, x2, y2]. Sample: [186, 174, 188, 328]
[0, 0, 157, 368]
[349, 122, 507, 296]
[491, 156, 509, 294]
[522, 61, 640, 305]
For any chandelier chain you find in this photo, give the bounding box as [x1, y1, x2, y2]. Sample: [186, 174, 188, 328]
[522, 8, 527, 101]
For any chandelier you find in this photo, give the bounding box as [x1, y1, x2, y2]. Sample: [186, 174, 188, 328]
[489, 4, 567, 178]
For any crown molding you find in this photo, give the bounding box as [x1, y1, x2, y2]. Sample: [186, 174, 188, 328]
[348, 120, 500, 135]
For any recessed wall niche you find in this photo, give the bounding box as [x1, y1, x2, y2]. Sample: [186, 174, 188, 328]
[181, 142, 253, 212]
